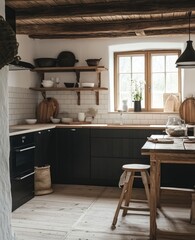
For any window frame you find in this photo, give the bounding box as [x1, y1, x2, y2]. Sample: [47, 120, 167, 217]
[114, 49, 181, 112]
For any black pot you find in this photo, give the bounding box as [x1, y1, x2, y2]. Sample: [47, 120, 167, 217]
[34, 58, 56, 67]
[57, 51, 79, 67]
[86, 58, 102, 66]
[134, 101, 141, 112]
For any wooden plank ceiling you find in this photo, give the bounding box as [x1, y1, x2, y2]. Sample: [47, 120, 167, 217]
[5, 0, 195, 39]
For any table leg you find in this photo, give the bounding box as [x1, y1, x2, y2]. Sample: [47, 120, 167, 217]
[150, 155, 157, 240]
[156, 160, 161, 208]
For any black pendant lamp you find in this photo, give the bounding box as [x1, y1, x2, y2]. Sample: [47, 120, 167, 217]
[176, 11, 195, 68]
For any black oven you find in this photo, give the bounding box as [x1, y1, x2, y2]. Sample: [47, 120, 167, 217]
[10, 133, 35, 211]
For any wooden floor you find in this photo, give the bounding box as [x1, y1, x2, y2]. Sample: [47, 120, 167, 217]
[11, 185, 195, 240]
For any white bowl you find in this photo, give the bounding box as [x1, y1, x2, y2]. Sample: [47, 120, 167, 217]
[25, 119, 37, 124]
[51, 118, 60, 124]
[42, 80, 53, 83]
[42, 82, 54, 88]
[61, 117, 73, 123]
[81, 83, 95, 88]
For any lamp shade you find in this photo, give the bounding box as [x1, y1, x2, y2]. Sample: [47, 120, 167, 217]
[176, 41, 195, 67]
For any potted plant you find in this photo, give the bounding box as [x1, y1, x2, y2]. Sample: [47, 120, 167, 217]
[131, 79, 144, 112]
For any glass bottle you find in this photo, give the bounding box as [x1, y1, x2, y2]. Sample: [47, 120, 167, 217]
[122, 100, 128, 112]
[165, 116, 186, 137]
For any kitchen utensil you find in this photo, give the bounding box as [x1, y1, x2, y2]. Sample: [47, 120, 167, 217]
[61, 117, 73, 123]
[42, 81, 54, 88]
[85, 58, 102, 66]
[25, 119, 37, 124]
[64, 82, 75, 88]
[34, 58, 56, 67]
[78, 112, 85, 122]
[165, 116, 187, 137]
[163, 93, 180, 112]
[37, 98, 59, 123]
[50, 117, 60, 123]
[179, 97, 195, 124]
[81, 83, 95, 88]
[0, 15, 18, 70]
[57, 51, 78, 67]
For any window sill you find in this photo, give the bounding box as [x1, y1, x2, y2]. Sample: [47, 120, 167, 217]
[109, 111, 179, 114]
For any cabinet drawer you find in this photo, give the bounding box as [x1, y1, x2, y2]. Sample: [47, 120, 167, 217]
[10, 133, 34, 148]
[91, 138, 148, 159]
[91, 128, 163, 139]
[91, 129, 133, 138]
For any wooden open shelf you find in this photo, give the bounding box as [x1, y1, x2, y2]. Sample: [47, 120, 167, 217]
[31, 66, 107, 73]
[29, 87, 108, 105]
[30, 65, 108, 105]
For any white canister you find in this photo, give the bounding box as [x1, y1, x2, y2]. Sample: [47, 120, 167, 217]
[78, 112, 85, 122]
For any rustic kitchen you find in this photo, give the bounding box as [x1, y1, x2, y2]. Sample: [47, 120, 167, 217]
[1, 1, 195, 240]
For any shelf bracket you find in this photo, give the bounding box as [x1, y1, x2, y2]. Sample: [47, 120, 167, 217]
[75, 70, 80, 83]
[76, 91, 80, 105]
[97, 72, 101, 87]
[95, 91, 99, 105]
[41, 91, 46, 99]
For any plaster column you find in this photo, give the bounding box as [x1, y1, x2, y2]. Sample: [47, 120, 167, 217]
[0, 0, 15, 239]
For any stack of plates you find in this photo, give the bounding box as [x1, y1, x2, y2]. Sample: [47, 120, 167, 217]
[81, 83, 94, 88]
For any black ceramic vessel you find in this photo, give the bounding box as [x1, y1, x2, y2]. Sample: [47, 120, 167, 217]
[134, 101, 141, 112]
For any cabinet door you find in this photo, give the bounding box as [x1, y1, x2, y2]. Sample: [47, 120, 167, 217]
[90, 128, 163, 186]
[91, 157, 125, 186]
[55, 128, 72, 183]
[56, 128, 90, 184]
[34, 129, 55, 167]
[72, 128, 90, 183]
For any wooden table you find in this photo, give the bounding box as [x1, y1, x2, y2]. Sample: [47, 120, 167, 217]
[141, 135, 195, 240]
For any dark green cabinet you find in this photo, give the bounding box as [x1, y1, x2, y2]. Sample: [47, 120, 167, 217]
[34, 129, 56, 181]
[55, 128, 90, 184]
[33, 127, 194, 188]
[34, 129, 55, 167]
[91, 128, 162, 186]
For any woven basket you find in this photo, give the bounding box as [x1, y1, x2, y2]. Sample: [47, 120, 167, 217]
[0, 15, 18, 69]
[34, 165, 53, 196]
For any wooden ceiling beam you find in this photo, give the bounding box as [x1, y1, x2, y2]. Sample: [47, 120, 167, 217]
[146, 28, 193, 36]
[29, 32, 136, 39]
[14, 0, 195, 20]
[28, 27, 195, 39]
[16, 16, 194, 35]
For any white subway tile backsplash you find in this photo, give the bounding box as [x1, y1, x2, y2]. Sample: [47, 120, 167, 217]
[9, 87, 179, 126]
[8, 87, 38, 126]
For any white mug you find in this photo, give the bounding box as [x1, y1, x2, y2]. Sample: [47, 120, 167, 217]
[78, 112, 85, 122]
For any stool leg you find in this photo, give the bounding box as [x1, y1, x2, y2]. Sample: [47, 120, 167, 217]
[141, 170, 150, 207]
[111, 181, 128, 229]
[122, 171, 135, 216]
[146, 170, 150, 185]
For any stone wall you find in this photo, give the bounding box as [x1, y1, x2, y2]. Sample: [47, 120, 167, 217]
[0, 1, 15, 239]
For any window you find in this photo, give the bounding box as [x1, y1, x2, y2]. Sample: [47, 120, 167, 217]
[114, 50, 181, 112]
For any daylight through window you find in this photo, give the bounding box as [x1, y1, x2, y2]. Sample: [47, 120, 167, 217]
[114, 50, 181, 112]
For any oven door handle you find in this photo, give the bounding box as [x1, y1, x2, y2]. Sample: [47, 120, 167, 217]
[15, 146, 36, 152]
[14, 171, 35, 180]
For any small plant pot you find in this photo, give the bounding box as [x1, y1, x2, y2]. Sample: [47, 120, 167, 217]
[134, 101, 141, 112]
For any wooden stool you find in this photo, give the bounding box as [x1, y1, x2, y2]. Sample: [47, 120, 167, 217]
[111, 164, 150, 229]
[190, 192, 195, 224]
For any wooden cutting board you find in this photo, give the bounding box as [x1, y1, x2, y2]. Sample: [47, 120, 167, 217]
[37, 97, 59, 123]
[179, 97, 195, 124]
[63, 121, 91, 124]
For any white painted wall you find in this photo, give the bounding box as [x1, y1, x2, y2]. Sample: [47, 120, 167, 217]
[7, 27, 195, 125]
[8, 35, 38, 88]
[0, 0, 14, 239]
[11, 34, 195, 98]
